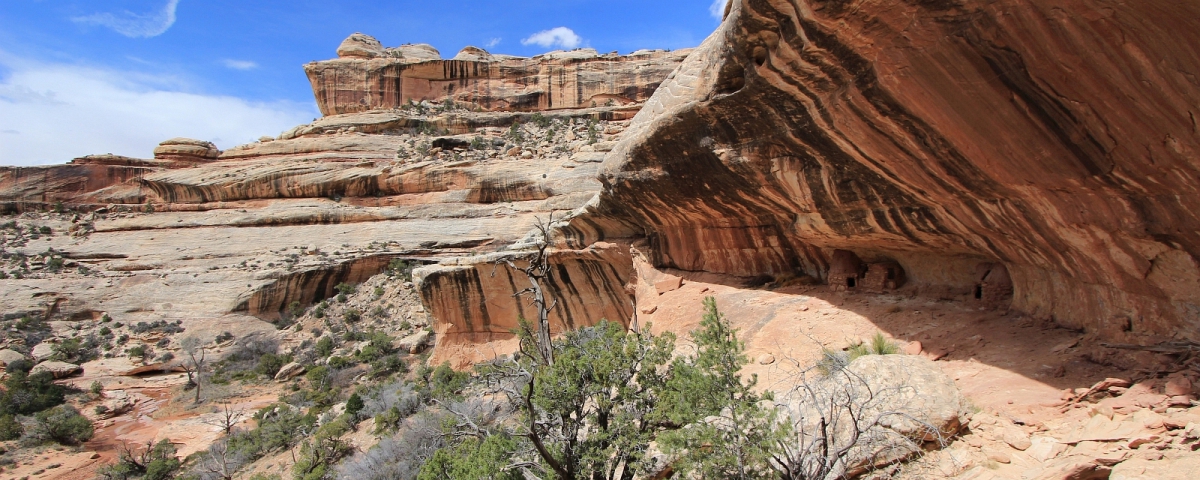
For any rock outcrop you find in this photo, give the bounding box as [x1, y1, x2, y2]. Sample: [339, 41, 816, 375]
[417, 242, 634, 367]
[153, 138, 220, 162]
[567, 0, 1200, 342]
[306, 33, 690, 116]
[31, 361, 82, 379]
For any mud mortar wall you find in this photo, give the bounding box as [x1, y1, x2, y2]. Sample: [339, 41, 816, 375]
[573, 0, 1200, 341]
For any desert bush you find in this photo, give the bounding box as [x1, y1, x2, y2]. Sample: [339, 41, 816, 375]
[420, 362, 469, 401]
[27, 405, 93, 445]
[337, 411, 448, 480]
[0, 362, 68, 416]
[388, 258, 416, 281]
[225, 404, 316, 464]
[314, 336, 335, 358]
[0, 415, 23, 441]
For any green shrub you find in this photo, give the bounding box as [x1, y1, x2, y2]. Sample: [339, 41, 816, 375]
[306, 365, 331, 389]
[255, 353, 291, 377]
[0, 415, 23, 441]
[345, 393, 365, 419]
[327, 356, 355, 370]
[847, 332, 899, 361]
[369, 354, 408, 379]
[288, 300, 304, 318]
[0, 363, 68, 416]
[424, 362, 469, 400]
[343, 309, 361, 324]
[127, 345, 146, 359]
[335, 282, 356, 295]
[226, 405, 316, 463]
[387, 258, 416, 281]
[314, 337, 335, 358]
[31, 405, 93, 445]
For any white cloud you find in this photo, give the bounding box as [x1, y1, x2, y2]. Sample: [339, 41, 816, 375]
[222, 59, 259, 70]
[73, 0, 182, 38]
[0, 53, 316, 166]
[710, 0, 728, 20]
[521, 27, 582, 49]
[485, 38, 501, 49]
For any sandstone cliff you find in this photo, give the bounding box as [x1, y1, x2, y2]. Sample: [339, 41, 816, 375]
[306, 33, 690, 116]
[563, 0, 1200, 343]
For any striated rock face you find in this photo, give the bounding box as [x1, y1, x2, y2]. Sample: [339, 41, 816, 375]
[416, 243, 634, 368]
[568, 0, 1200, 341]
[306, 33, 690, 116]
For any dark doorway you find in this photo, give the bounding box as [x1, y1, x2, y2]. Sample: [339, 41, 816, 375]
[974, 285, 983, 299]
[847, 278, 856, 288]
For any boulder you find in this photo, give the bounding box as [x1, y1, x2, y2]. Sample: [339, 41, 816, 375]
[153, 138, 220, 161]
[395, 43, 441, 60]
[397, 330, 431, 354]
[31, 361, 82, 379]
[30, 342, 56, 362]
[453, 46, 492, 62]
[654, 275, 683, 295]
[274, 362, 306, 381]
[780, 354, 968, 477]
[1165, 376, 1193, 397]
[0, 349, 26, 368]
[336, 33, 384, 59]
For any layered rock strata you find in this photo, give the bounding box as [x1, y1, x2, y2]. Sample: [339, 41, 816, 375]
[565, 0, 1200, 342]
[306, 33, 690, 115]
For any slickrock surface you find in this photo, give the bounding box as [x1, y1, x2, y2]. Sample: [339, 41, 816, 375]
[4, 5, 1200, 476]
[566, 0, 1200, 345]
[306, 33, 690, 115]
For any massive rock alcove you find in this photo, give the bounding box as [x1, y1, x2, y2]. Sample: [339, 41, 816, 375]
[563, 0, 1200, 342]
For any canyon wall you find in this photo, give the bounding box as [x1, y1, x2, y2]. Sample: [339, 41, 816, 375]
[417, 243, 634, 367]
[305, 33, 690, 116]
[567, 0, 1200, 341]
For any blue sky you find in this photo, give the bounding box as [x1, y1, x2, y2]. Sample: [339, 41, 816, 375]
[0, 1, 726, 165]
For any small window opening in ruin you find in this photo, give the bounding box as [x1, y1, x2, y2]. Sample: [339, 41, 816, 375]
[886, 268, 896, 280]
[974, 285, 983, 299]
[847, 277, 856, 288]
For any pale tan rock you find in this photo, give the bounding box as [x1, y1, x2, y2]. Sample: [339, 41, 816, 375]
[31, 361, 82, 378]
[1030, 459, 1111, 480]
[982, 447, 1010, 464]
[396, 330, 431, 354]
[1001, 428, 1032, 451]
[336, 33, 384, 59]
[757, 353, 775, 365]
[453, 46, 492, 62]
[1026, 437, 1066, 462]
[31, 342, 55, 362]
[903, 341, 923, 355]
[274, 362, 305, 381]
[0, 349, 26, 367]
[153, 138, 219, 161]
[782, 354, 968, 474]
[1111, 454, 1200, 480]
